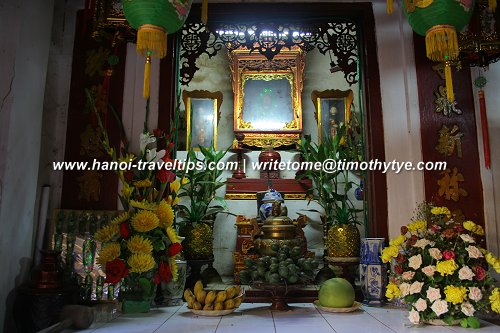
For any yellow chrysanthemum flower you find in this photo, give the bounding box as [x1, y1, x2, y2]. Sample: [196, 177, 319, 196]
[97, 242, 121, 266]
[127, 235, 153, 254]
[131, 210, 159, 232]
[94, 224, 119, 243]
[444, 285, 467, 305]
[129, 200, 157, 211]
[167, 226, 181, 244]
[128, 253, 155, 273]
[133, 179, 152, 188]
[381, 245, 399, 263]
[490, 288, 500, 314]
[170, 180, 181, 193]
[121, 183, 134, 200]
[485, 251, 500, 273]
[167, 195, 179, 206]
[436, 259, 459, 276]
[463, 221, 485, 236]
[119, 153, 135, 163]
[181, 177, 189, 185]
[431, 206, 451, 217]
[111, 212, 130, 225]
[389, 235, 406, 247]
[169, 256, 179, 282]
[156, 200, 175, 228]
[385, 282, 401, 300]
[407, 220, 427, 232]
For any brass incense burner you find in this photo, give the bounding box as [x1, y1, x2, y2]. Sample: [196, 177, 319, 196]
[253, 201, 303, 256]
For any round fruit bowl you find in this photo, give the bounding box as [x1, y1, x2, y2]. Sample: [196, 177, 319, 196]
[188, 308, 237, 317]
[313, 300, 361, 313]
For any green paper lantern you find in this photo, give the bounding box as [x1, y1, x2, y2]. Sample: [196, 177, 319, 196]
[402, 0, 476, 102]
[122, 0, 193, 58]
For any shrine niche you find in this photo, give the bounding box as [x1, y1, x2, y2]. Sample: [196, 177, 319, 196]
[311, 89, 354, 144]
[230, 47, 305, 148]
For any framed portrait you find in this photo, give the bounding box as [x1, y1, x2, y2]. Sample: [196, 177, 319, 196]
[311, 89, 354, 143]
[230, 47, 305, 148]
[182, 90, 223, 150]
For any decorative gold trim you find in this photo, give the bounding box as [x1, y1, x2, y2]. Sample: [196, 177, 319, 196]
[182, 90, 223, 150]
[311, 89, 354, 143]
[231, 47, 305, 148]
[225, 193, 307, 200]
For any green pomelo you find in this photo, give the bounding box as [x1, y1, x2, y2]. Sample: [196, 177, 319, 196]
[318, 278, 355, 308]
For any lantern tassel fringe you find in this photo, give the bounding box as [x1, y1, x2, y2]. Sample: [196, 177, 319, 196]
[137, 25, 167, 59]
[387, 0, 393, 14]
[444, 62, 455, 103]
[425, 25, 458, 61]
[202, 0, 208, 24]
[143, 54, 151, 99]
[489, 0, 497, 12]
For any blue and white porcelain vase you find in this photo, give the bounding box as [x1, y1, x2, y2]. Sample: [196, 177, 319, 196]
[359, 238, 387, 306]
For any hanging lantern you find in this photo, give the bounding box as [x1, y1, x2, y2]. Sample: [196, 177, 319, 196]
[458, 0, 500, 67]
[392, 0, 477, 102]
[122, 0, 193, 98]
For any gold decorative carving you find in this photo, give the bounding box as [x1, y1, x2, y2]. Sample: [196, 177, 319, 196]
[434, 86, 463, 117]
[231, 47, 305, 147]
[437, 167, 468, 201]
[435, 124, 463, 158]
[77, 170, 103, 202]
[225, 193, 307, 200]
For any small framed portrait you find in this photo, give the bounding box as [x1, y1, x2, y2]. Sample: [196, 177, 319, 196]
[311, 89, 354, 143]
[182, 90, 223, 150]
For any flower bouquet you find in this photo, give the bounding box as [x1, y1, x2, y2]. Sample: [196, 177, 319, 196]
[88, 90, 184, 312]
[382, 203, 500, 328]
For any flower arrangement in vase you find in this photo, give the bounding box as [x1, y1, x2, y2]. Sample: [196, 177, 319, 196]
[382, 202, 500, 328]
[88, 90, 184, 312]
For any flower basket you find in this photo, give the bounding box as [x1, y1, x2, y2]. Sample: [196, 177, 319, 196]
[382, 203, 500, 328]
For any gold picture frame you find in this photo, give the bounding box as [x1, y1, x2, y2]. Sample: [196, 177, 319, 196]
[182, 90, 223, 150]
[311, 89, 354, 143]
[230, 47, 305, 148]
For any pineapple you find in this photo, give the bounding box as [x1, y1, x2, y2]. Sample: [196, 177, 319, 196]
[180, 223, 214, 260]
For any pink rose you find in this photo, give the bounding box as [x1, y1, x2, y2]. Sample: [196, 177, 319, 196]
[458, 266, 475, 281]
[422, 265, 436, 277]
[428, 248, 443, 260]
[402, 271, 415, 281]
[468, 287, 483, 301]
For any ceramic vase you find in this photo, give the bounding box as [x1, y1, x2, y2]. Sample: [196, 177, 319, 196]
[359, 238, 387, 306]
[160, 259, 187, 306]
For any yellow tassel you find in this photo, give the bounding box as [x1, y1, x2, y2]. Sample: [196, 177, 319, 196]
[387, 0, 393, 14]
[444, 61, 455, 103]
[137, 24, 167, 59]
[489, 0, 497, 12]
[202, 0, 208, 24]
[425, 25, 458, 62]
[143, 53, 151, 100]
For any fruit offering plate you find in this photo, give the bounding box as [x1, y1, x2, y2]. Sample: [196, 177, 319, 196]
[313, 300, 362, 313]
[188, 308, 237, 317]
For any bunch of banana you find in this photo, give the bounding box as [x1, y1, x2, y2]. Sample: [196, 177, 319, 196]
[184, 280, 245, 311]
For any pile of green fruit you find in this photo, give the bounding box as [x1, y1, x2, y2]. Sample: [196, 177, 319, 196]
[238, 244, 320, 285]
